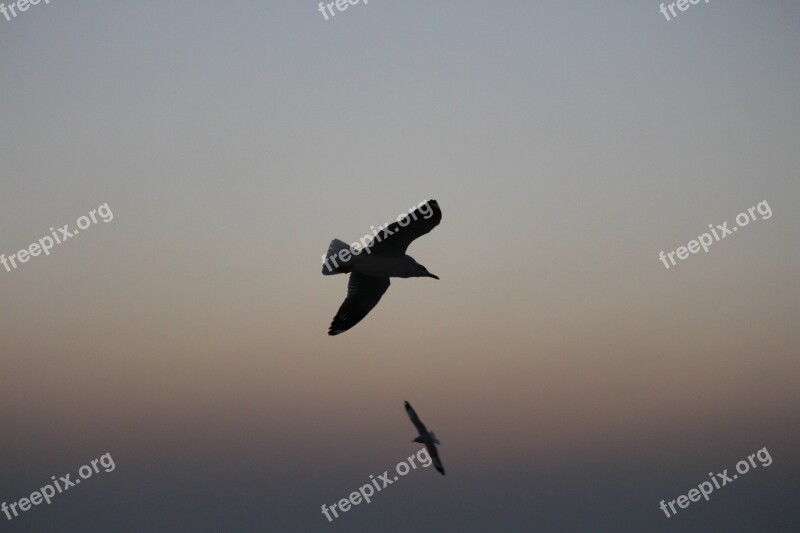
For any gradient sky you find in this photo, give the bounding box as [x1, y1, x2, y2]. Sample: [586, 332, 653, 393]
[1, 1, 799, 531]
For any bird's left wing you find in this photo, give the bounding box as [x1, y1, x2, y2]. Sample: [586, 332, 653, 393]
[404, 401, 428, 435]
[328, 273, 390, 336]
[368, 200, 442, 256]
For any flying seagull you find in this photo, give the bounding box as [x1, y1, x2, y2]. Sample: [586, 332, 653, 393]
[405, 401, 445, 475]
[322, 199, 442, 336]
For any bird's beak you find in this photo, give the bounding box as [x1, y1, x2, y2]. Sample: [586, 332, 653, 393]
[428, 273, 439, 280]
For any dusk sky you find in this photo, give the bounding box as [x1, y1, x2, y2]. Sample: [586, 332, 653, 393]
[1, 1, 799, 531]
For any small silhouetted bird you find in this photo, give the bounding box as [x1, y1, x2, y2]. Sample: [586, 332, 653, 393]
[322, 200, 442, 335]
[404, 401, 445, 475]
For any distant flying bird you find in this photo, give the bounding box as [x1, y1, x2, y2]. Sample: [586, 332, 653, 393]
[404, 401, 445, 475]
[322, 199, 442, 336]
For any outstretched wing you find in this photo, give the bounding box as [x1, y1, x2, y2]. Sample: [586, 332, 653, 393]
[328, 273, 390, 336]
[427, 442, 445, 475]
[368, 200, 442, 256]
[404, 401, 428, 435]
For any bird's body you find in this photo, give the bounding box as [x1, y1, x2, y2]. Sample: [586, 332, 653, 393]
[346, 253, 430, 279]
[323, 200, 442, 336]
[413, 432, 440, 446]
[405, 401, 445, 475]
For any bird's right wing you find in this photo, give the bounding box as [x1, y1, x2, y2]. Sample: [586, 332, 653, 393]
[328, 273, 390, 336]
[427, 443, 445, 475]
[404, 401, 428, 435]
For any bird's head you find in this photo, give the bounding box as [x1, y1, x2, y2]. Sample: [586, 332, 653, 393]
[402, 256, 439, 279]
[412, 436, 425, 443]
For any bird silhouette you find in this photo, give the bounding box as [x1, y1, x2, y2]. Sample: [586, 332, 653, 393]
[322, 200, 442, 335]
[405, 401, 445, 475]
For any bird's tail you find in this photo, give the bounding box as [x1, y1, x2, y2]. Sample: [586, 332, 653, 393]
[322, 239, 353, 275]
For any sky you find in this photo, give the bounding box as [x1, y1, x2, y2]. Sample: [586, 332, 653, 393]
[1, 1, 799, 531]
